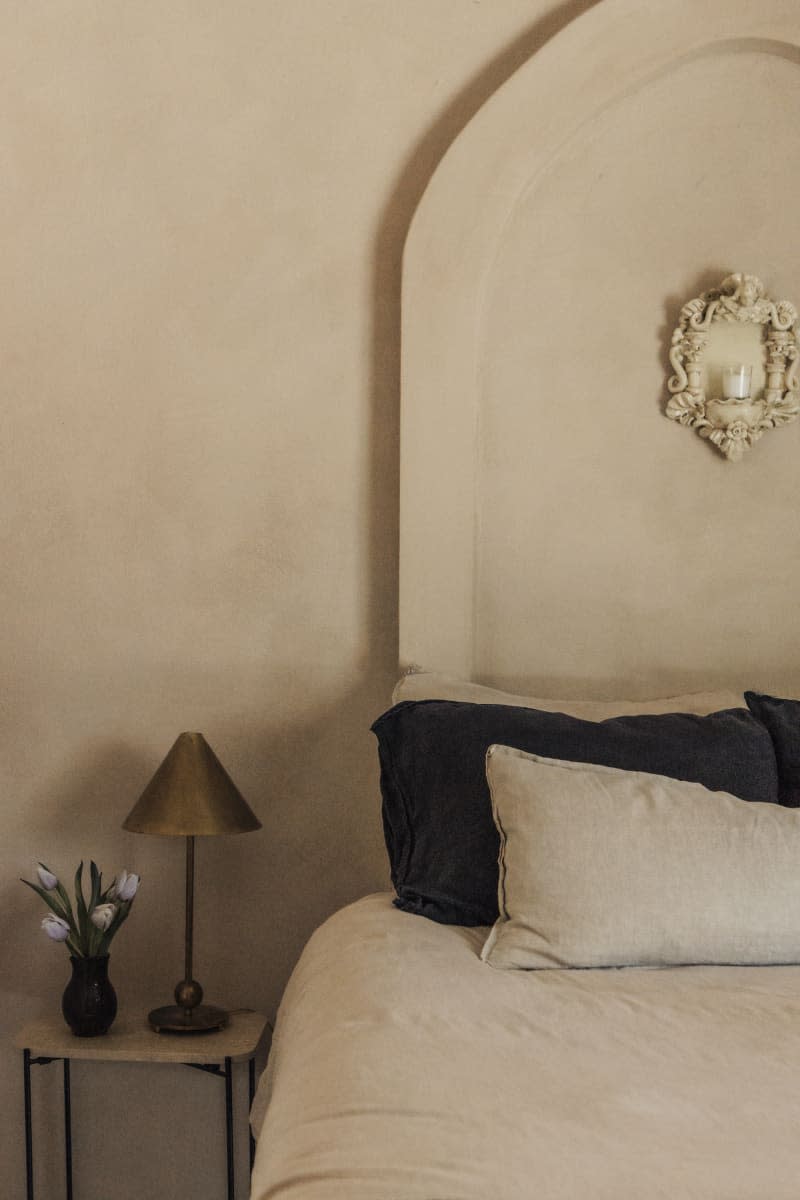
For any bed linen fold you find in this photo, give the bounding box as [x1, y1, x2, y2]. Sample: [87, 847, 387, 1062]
[251, 893, 800, 1199]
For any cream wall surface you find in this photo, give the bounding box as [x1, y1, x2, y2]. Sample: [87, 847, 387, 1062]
[0, 2, 581, 1196]
[479, 40, 800, 695]
[400, 0, 800, 691]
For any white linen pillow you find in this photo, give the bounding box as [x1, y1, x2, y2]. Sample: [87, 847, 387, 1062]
[392, 671, 743, 720]
[481, 745, 800, 971]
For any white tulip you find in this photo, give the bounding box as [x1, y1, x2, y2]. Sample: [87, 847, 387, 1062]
[90, 903, 116, 931]
[42, 914, 70, 941]
[36, 865, 58, 891]
[112, 870, 140, 902]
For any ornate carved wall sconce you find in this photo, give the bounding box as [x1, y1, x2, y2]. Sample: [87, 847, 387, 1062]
[666, 273, 799, 461]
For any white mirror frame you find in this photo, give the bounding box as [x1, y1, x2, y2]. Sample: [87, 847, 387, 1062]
[666, 273, 800, 461]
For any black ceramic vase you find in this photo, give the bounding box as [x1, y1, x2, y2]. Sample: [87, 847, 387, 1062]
[62, 955, 117, 1037]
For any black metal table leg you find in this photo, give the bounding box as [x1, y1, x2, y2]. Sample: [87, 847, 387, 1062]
[224, 1057, 234, 1200]
[248, 1056, 256, 1175]
[20, 1017, 266, 1200]
[63, 1059, 73, 1200]
[23, 1049, 34, 1200]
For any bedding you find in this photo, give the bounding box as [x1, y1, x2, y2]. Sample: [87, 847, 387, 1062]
[482, 746, 800, 970]
[372, 699, 779, 926]
[393, 669, 744, 718]
[745, 691, 800, 806]
[250, 893, 800, 1200]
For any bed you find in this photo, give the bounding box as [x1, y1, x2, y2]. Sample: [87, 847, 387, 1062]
[251, 892, 800, 1200]
[249, 668, 800, 1198]
[250, 673, 800, 1198]
[251, 2, 800, 1195]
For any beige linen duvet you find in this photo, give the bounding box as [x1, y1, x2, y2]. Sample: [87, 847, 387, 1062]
[250, 893, 800, 1199]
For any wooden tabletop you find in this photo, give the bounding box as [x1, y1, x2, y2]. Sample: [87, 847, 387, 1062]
[16, 1009, 270, 1064]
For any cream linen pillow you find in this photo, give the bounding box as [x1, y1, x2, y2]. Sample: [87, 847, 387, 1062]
[481, 745, 800, 970]
[392, 671, 743, 720]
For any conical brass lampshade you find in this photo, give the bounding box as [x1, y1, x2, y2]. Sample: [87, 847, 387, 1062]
[123, 733, 261, 1034]
[123, 732, 261, 837]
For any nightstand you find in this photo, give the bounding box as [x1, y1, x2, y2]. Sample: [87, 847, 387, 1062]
[17, 1009, 270, 1200]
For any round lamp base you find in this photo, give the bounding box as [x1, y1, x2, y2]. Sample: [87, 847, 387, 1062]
[148, 1003, 228, 1034]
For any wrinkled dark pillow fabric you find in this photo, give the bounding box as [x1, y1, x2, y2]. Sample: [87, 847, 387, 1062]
[371, 699, 779, 926]
[745, 692, 800, 807]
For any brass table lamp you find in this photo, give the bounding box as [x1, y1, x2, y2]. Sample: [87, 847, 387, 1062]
[123, 732, 261, 1033]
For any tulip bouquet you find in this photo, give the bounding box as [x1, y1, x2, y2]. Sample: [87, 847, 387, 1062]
[22, 861, 140, 958]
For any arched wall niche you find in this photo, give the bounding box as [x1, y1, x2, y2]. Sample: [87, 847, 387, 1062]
[400, 0, 800, 697]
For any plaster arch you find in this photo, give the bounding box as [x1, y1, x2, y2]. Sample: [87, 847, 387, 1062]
[400, 0, 800, 687]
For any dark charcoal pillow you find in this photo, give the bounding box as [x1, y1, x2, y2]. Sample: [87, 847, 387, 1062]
[745, 692, 800, 807]
[371, 699, 779, 926]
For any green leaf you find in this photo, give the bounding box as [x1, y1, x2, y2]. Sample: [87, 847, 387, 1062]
[89, 861, 101, 912]
[21, 879, 75, 930]
[22, 879, 85, 955]
[54, 879, 75, 920]
[74, 862, 90, 955]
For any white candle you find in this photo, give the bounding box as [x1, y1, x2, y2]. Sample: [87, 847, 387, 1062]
[721, 363, 752, 399]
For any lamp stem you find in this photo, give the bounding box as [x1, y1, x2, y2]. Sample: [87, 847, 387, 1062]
[184, 834, 194, 989]
[148, 830, 224, 1030]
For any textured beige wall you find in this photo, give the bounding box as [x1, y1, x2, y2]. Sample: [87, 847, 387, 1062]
[0, 2, 584, 1196]
[479, 43, 800, 696]
[400, 0, 800, 694]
